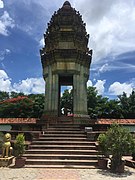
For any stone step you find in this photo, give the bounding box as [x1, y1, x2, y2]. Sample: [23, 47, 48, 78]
[57, 117, 73, 121]
[44, 130, 85, 134]
[29, 144, 96, 150]
[23, 154, 98, 160]
[24, 119, 97, 168]
[31, 141, 96, 146]
[57, 120, 73, 125]
[49, 124, 80, 128]
[36, 137, 87, 141]
[57, 119, 73, 121]
[56, 122, 74, 124]
[47, 128, 81, 131]
[24, 164, 97, 169]
[25, 149, 98, 155]
[40, 134, 86, 137]
[25, 159, 98, 166]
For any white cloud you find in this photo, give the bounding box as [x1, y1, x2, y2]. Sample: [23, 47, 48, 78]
[74, 0, 135, 64]
[98, 63, 109, 74]
[109, 81, 135, 97]
[87, 79, 106, 95]
[0, 70, 8, 79]
[92, 61, 135, 78]
[0, 0, 4, 8]
[87, 80, 92, 87]
[0, 11, 15, 36]
[60, 86, 73, 97]
[0, 70, 45, 94]
[0, 70, 12, 92]
[39, 37, 44, 47]
[13, 77, 45, 94]
[93, 63, 110, 76]
[0, 49, 11, 61]
[94, 80, 106, 95]
[68, 86, 73, 93]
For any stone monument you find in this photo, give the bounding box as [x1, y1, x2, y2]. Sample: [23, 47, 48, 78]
[40, 1, 92, 119]
[0, 133, 13, 167]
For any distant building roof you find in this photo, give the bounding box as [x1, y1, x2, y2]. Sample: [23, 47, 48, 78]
[0, 118, 37, 124]
[97, 119, 135, 125]
[0, 118, 135, 125]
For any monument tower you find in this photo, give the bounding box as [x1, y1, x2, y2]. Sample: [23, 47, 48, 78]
[40, 1, 92, 118]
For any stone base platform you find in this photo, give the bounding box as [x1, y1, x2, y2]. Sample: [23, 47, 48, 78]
[0, 156, 14, 167]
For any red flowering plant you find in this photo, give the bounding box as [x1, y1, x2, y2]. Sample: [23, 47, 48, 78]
[0, 96, 34, 118]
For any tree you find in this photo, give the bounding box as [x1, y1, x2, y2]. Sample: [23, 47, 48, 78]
[87, 86, 108, 118]
[28, 94, 45, 118]
[60, 89, 73, 115]
[10, 91, 25, 98]
[100, 124, 135, 173]
[100, 99, 122, 118]
[0, 94, 44, 118]
[0, 91, 9, 101]
[0, 88, 134, 119]
[118, 91, 135, 118]
[0, 96, 33, 118]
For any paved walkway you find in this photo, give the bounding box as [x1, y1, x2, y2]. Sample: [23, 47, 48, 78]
[0, 167, 135, 180]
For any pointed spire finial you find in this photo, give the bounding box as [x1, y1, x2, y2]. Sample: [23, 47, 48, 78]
[62, 1, 71, 9]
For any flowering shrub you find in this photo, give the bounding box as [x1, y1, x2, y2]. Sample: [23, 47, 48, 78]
[0, 94, 44, 118]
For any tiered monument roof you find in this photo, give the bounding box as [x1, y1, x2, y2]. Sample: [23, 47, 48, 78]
[40, 1, 92, 68]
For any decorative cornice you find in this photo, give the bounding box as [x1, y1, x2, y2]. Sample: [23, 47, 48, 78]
[41, 49, 92, 68]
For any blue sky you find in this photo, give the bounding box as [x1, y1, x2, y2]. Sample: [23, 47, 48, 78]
[0, 0, 135, 99]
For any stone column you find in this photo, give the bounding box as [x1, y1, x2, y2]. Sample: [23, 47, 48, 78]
[73, 74, 77, 114]
[48, 66, 52, 111]
[76, 73, 81, 113]
[74, 65, 88, 115]
[54, 74, 59, 115]
[44, 76, 49, 112]
[53, 74, 59, 116]
[73, 71, 82, 114]
[51, 73, 56, 113]
[79, 65, 88, 115]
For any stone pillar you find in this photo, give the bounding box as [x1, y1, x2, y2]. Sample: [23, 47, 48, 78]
[73, 74, 77, 114]
[44, 72, 59, 116]
[73, 65, 88, 115]
[54, 74, 59, 115]
[44, 76, 49, 113]
[76, 73, 81, 112]
[51, 74, 56, 113]
[48, 66, 52, 111]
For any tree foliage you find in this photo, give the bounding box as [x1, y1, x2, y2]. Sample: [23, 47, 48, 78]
[0, 91, 44, 118]
[98, 124, 135, 173]
[60, 89, 73, 114]
[0, 91, 9, 101]
[60, 87, 135, 119]
[118, 91, 135, 118]
[14, 133, 25, 157]
[0, 88, 135, 118]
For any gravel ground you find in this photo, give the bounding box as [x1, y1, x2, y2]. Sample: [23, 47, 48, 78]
[0, 167, 135, 180]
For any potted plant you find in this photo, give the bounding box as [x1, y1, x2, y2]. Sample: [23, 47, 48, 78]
[14, 133, 26, 168]
[97, 133, 108, 169]
[132, 143, 135, 161]
[103, 124, 135, 173]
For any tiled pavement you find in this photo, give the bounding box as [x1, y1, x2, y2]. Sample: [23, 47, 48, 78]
[0, 167, 135, 180]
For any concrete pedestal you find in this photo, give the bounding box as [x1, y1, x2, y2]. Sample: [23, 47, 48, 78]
[0, 156, 14, 167]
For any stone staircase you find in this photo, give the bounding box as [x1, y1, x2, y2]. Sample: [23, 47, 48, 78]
[24, 118, 98, 168]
